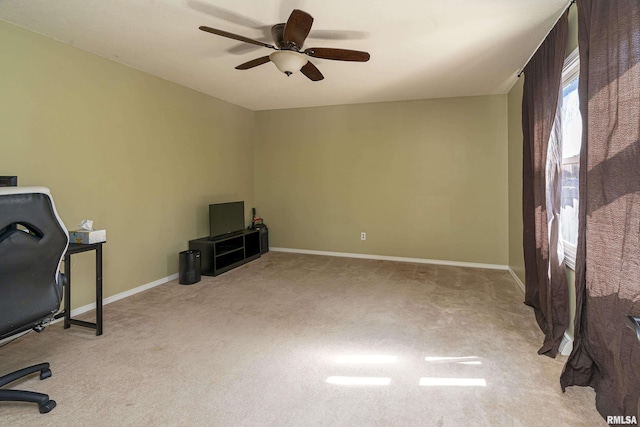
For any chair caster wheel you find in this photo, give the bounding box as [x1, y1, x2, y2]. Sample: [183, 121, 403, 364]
[40, 368, 52, 380]
[39, 399, 56, 413]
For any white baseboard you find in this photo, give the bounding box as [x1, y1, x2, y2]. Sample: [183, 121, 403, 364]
[507, 267, 526, 293]
[51, 272, 179, 326]
[5, 256, 576, 356]
[0, 273, 178, 345]
[270, 247, 508, 271]
[559, 332, 573, 356]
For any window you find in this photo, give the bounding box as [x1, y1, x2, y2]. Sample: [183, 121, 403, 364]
[560, 48, 581, 269]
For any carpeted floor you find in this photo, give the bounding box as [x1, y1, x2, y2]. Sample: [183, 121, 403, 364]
[1, 252, 604, 426]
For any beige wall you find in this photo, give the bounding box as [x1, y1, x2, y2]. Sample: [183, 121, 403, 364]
[2, 15, 522, 311]
[0, 21, 255, 308]
[254, 96, 509, 265]
[507, 77, 525, 283]
[567, 5, 578, 56]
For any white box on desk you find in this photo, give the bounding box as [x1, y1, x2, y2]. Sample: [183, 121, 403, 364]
[69, 229, 106, 244]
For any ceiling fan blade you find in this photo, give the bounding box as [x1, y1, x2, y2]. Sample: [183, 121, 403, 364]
[199, 26, 276, 50]
[300, 61, 324, 81]
[235, 56, 272, 70]
[304, 47, 370, 62]
[283, 9, 313, 49]
[307, 29, 368, 41]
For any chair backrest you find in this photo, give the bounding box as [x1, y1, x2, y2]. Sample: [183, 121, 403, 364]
[0, 187, 69, 340]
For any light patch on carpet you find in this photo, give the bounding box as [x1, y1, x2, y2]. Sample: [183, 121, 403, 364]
[326, 376, 392, 386]
[425, 356, 482, 365]
[333, 355, 397, 364]
[419, 377, 487, 387]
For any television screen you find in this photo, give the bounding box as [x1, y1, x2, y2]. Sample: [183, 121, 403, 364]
[0, 176, 17, 187]
[209, 201, 244, 238]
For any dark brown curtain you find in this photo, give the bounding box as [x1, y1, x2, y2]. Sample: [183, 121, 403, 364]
[561, 0, 640, 423]
[521, 10, 569, 358]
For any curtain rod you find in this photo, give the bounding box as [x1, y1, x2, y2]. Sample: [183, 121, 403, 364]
[516, 0, 575, 77]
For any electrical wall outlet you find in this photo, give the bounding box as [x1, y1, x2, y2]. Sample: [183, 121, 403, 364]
[361, 232, 366, 241]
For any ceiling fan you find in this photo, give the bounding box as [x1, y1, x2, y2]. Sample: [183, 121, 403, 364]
[199, 9, 370, 81]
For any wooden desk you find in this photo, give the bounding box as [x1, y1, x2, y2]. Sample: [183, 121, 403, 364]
[62, 242, 104, 336]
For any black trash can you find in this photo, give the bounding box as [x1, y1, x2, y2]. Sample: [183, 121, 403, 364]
[179, 250, 201, 285]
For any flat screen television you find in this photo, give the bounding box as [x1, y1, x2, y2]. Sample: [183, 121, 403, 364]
[209, 201, 245, 239]
[0, 176, 17, 187]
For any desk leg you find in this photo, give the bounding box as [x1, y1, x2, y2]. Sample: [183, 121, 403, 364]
[64, 255, 71, 329]
[96, 244, 103, 336]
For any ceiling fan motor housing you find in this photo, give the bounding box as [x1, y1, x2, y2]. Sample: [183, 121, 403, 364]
[271, 23, 286, 49]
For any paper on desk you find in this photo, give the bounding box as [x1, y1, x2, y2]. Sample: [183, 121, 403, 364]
[79, 219, 93, 231]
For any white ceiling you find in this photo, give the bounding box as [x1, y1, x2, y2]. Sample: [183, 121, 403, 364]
[0, 0, 568, 111]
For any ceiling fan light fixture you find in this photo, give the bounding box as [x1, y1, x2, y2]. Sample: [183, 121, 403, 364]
[200, 9, 368, 82]
[269, 51, 308, 76]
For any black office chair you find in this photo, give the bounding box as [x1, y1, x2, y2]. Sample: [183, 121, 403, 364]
[626, 315, 640, 343]
[0, 187, 68, 413]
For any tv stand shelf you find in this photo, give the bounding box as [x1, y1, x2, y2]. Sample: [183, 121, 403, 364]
[189, 229, 260, 276]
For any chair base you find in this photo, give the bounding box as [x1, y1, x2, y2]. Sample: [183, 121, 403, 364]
[0, 363, 56, 413]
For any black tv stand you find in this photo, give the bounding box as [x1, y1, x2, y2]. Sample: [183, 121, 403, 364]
[210, 230, 242, 240]
[189, 229, 260, 276]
